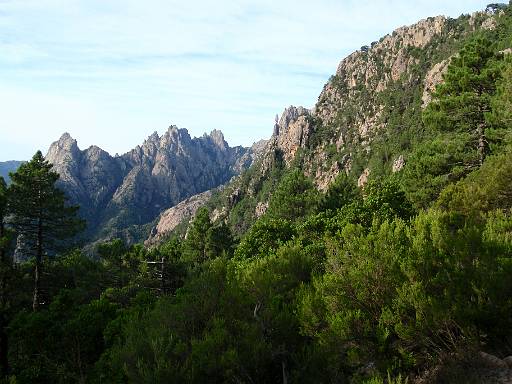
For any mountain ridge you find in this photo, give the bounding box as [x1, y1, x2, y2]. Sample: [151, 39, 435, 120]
[0, 161, 23, 184]
[44, 126, 265, 246]
[146, 6, 511, 243]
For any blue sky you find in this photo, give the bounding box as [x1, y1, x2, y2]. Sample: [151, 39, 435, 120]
[0, 0, 491, 160]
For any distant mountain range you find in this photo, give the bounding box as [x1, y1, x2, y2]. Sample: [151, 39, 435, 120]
[35, 127, 266, 246]
[0, 161, 23, 184]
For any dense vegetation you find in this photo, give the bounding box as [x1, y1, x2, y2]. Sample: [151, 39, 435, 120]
[1, 6, 512, 384]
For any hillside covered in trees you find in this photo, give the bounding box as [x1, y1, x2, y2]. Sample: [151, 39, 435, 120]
[2, 3, 512, 384]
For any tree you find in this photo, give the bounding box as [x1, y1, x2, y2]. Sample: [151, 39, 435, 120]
[183, 207, 235, 265]
[489, 58, 512, 143]
[405, 37, 505, 207]
[205, 222, 234, 259]
[8, 151, 84, 311]
[320, 173, 359, 212]
[182, 207, 213, 264]
[0, 177, 10, 375]
[423, 36, 503, 166]
[234, 218, 295, 260]
[267, 169, 320, 222]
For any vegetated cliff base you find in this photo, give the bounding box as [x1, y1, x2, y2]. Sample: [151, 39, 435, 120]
[45, 127, 263, 246]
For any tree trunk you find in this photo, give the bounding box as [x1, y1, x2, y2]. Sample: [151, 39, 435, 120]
[161, 257, 166, 294]
[32, 218, 42, 312]
[477, 123, 487, 166]
[0, 220, 9, 376]
[0, 310, 8, 377]
[282, 361, 288, 384]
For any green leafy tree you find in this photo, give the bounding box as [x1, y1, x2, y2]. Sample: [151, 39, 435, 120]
[183, 207, 235, 265]
[489, 58, 512, 143]
[327, 180, 414, 233]
[205, 222, 234, 259]
[8, 151, 84, 311]
[234, 218, 295, 260]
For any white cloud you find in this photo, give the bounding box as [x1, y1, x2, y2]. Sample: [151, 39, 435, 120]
[0, 0, 491, 160]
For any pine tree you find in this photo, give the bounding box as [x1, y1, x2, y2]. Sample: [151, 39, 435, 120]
[423, 36, 503, 166]
[182, 207, 213, 264]
[320, 173, 359, 212]
[0, 177, 10, 375]
[8, 151, 84, 311]
[405, 37, 505, 207]
[267, 169, 319, 222]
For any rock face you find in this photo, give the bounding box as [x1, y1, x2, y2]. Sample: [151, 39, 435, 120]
[261, 106, 312, 173]
[358, 168, 371, 188]
[316, 16, 447, 132]
[145, 190, 213, 246]
[392, 155, 406, 173]
[45, 127, 259, 244]
[416, 352, 512, 384]
[422, 58, 451, 107]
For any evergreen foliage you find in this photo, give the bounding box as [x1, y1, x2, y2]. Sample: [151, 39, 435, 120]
[404, 36, 506, 207]
[266, 169, 320, 222]
[3, 6, 512, 384]
[8, 151, 84, 311]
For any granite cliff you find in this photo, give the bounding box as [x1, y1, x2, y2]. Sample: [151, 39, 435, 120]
[45, 126, 262, 244]
[147, 7, 510, 243]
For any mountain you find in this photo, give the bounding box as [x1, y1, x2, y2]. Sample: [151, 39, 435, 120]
[147, 7, 511, 243]
[45, 126, 264, 245]
[0, 161, 23, 184]
[6, 3, 512, 383]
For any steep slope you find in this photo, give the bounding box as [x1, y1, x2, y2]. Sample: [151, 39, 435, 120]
[147, 6, 512, 243]
[45, 126, 260, 244]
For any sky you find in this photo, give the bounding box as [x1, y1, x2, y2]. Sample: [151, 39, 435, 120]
[0, 0, 492, 160]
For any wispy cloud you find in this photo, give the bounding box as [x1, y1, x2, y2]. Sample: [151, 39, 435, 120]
[0, 0, 490, 160]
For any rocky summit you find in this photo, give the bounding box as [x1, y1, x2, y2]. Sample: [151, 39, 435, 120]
[45, 126, 262, 245]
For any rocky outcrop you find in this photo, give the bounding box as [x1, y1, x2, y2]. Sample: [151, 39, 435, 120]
[358, 168, 371, 188]
[45, 127, 260, 244]
[422, 58, 451, 107]
[316, 16, 447, 132]
[416, 352, 512, 384]
[262, 106, 312, 173]
[392, 155, 406, 173]
[145, 190, 213, 246]
[255, 201, 269, 218]
[46, 133, 123, 220]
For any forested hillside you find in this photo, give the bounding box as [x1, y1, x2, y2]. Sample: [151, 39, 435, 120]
[1, 3, 512, 384]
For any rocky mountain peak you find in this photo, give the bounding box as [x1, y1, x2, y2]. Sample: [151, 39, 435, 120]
[263, 106, 312, 168]
[208, 129, 227, 150]
[47, 132, 78, 157]
[276, 106, 311, 135]
[147, 131, 160, 143]
[162, 126, 191, 146]
[46, 132, 81, 176]
[59, 131, 74, 142]
[43, 126, 259, 246]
